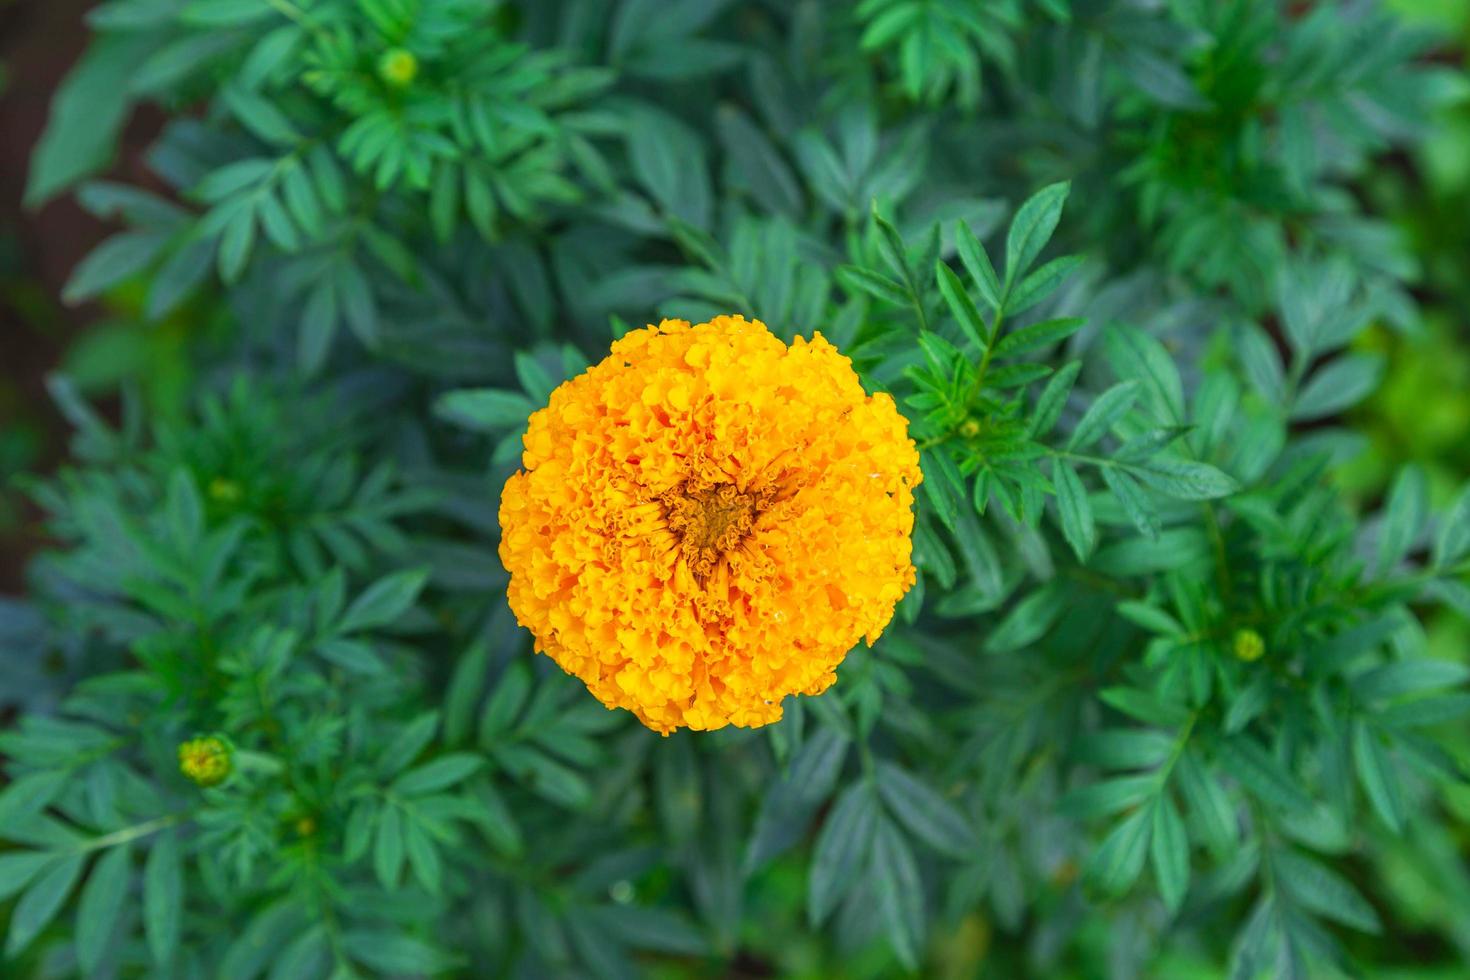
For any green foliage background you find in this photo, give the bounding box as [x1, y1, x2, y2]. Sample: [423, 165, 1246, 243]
[4, 0, 1470, 976]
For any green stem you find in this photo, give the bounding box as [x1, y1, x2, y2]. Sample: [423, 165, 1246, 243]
[77, 813, 186, 853]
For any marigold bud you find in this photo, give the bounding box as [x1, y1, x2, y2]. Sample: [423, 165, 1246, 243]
[958, 417, 981, 438]
[378, 48, 418, 87]
[208, 477, 242, 504]
[498, 316, 921, 733]
[178, 735, 233, 787]
[1233, 628, 1265, 662]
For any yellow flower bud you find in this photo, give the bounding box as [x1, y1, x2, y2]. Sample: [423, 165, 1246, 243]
[178, 735, 233, 788]
[378, 48, 419, 88]
[1233, 628, 1265, 662]
[958, 417, 981, 438]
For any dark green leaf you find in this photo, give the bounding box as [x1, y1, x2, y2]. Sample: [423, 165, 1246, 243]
[374, 805, 405, 888]
[1052, 462, 1095, 561]
[392, 754, 486, 796]
[1084, 807, 1151, 898]
[1151, 796, 1190, 913]
[1004, 181, 1070, 286]
[1352, 722, 1403, 832]
[935, 262, 989, 351]
[340, 568, 429, 634]
[876, 762, 976, 856]
[144, 832, 182, 964]
[6, 853, 85, 956]
[954, 221, 1001, 312]
[993, 317, 1085, 359]
[808, 782, 879, 925]
[1219, 736, 1313, 812]
[1006, 255, 1083, 315]
[872, 818, 924, 970]
[1068, 380, 1139, 450]
[76, 844, 131, 973]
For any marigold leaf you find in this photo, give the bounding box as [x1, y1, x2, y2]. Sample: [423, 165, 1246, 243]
[6, 853, 84, 957]
[954, 220, 1002, 312]
[808, 781, 879, 926]
[340, 568, 429, 634]
[76, 843, 131, 973]
[935, 261, 989, 351]
[1052, 462, 1095, 561]
[875, 761, 977, 856]
[144, 831, 182, 964]
[1219, 736, 1313, 813]
[1006, 255, 1084, 316]
[993, 316, 1085, 359]
[1068, 380, 1140, 451]
[1004, 181, 1070, 288]
[1151, 796, 1190, 913]
[871, 818, 924, 969]
[1084, 806, 1151, 898]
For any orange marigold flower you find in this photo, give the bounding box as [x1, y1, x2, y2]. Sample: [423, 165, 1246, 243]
[498, 315, 922, 734]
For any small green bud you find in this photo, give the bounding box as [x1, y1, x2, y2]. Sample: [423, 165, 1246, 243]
[378, 48, 419, 88]
[178, 735, 233, 788]
[958, 417, 981, 439]
[209, 477, 243, 505]
[1233, 628, 1265, 663]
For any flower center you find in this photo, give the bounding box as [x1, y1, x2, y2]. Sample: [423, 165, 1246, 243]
[662, 482, 765, 578]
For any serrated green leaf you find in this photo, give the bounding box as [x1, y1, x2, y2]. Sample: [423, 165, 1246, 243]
[1275, 850, 1380, 933]
[954, 220, 1002, 312]
[1352, 722, 1403, 832]
[1006, 255, 1083, 315]
[1100, 687, 1190, 727]
[340, 568, 428, 634]
[374, 804, 405, 888]
[808, 782, 879, 926]
[1068, 380, 1139, 450]
[1100, 466, 1161, 539]
[1175, 751, 1236, 854]
[872, 818, 924, 969]
[1058, 774, 1159, 819]
[1104, 324, 1186, 425]
[434, 389, 536, 432]
[876, 762, 977, 856]
[1292, 354, 1383, 421]
[76, 844, 130, 973]
[6, 853, 84, 956]
[1084, 806, 1151, 898]
[1005, 181, 1070, 287]
[1151, 796, 1189, 913]
[1352, 660, 1470, 702]
[835, 264, 908, 308]
[1052, 462, 1095, 560]
[1032, 361, 1081, 437]
[392, 754, 485, 796]
[935, 261, 989, 351]
[1377, 465, 1428, 575]
[1433, 482, 1470, 569]
[920, 449, 965, 533]
[993, 316, 1085, 359]
[1219, 736, 1313, 812]
[1130, 458, 1239, 500]
[144, 832, 182, 964]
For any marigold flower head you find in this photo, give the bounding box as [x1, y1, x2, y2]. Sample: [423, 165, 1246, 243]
[498, 315, 921, 733]
[178, 735, 233, 787]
